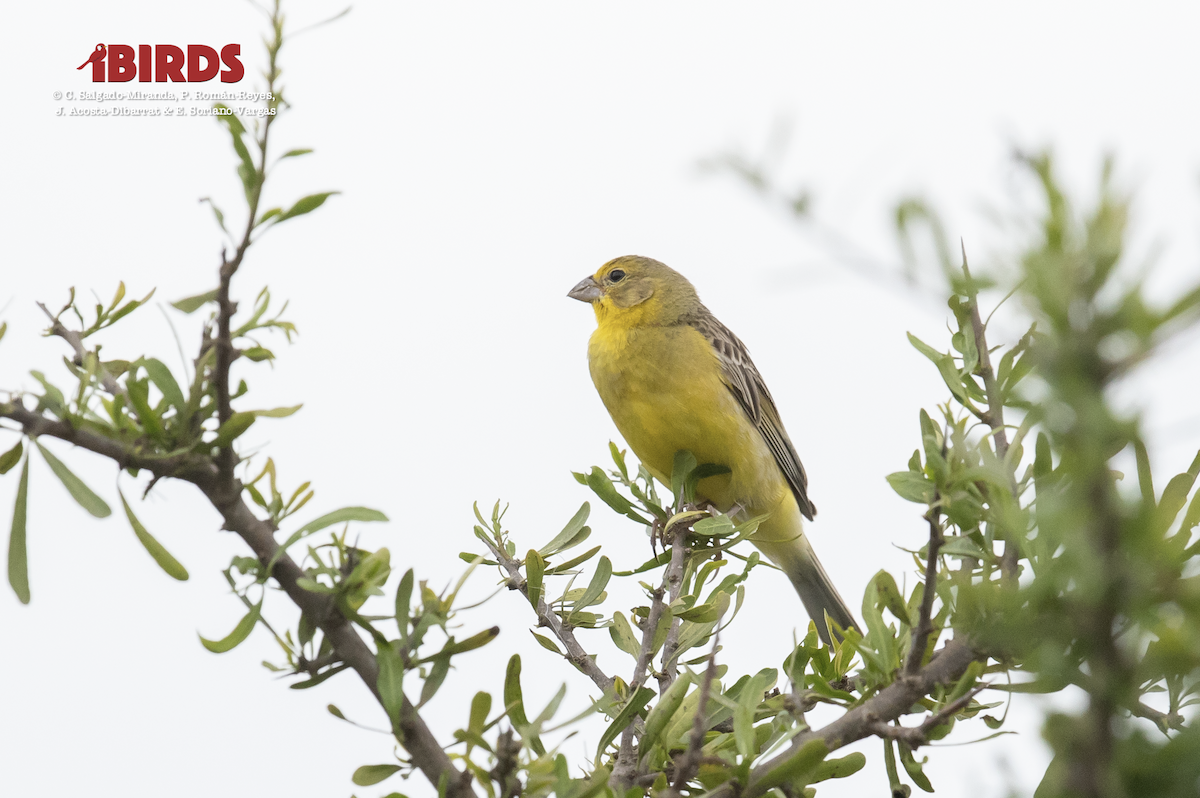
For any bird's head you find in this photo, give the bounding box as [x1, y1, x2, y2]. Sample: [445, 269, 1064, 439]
[567, 255, 699, 327]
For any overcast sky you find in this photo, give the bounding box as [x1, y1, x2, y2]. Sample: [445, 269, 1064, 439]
[4, 3, 1200, 797]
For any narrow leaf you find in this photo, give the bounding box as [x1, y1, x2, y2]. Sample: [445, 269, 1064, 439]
[376, 643, 406, 728]
[531, 631, 563, 655]
[539, 502, 591, 556]
[199, 602, 261, 653]
[572, 556, 612, 611]
[274, 192, 340, 224]
[7, 456, 30, 603]
[212, 412, 256, 448]
[352, 765, 402, 786]
[36, 441, 111, 517]
[139, 358, 185, 411]
[0, 440, 23, 475]
[120, 488, 188, 581]
[171, 289, 219, 314]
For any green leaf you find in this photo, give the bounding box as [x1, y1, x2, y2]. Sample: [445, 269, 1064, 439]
[352, 765, 402, 786]
[376, 643, 406, 728]
[293, 506, 389, 537]
[734, 672, 767, 758]
[211, 412, 256, 448]
[419, 655, 451, 707]
[751, 737, 829, 793]
[274, 192, 340, 224]
[438, 627, 500, 658]
[106, 289, 155, 326]
[172, 289, 219, 314]
[215, 105, 257, 200]
[280, 148, 314, 159]
[0, 440, 23, 475]
[899, 741, 934, 792]
[200, 198, 228, 235]
[545, 545, 601, 575]
[242, 347, 274, 363]
[874, 570, 911, 624]
[395, 568, 414, 643]
[7, 456, 30, 603]
[692, 515, 735, 537]
[35, 441, 111, 518]
[119, 488, 188, 581]
[572, 556, 612, 611]
[539, 502, 591, 556]
[907, 332, 944, 364]
[29, 371, 66, 416]
[586, 467, 651, 524]
[1134, 439, 1155, 508]
[685, 462, 731, 506]
[940, 536, 990, 560]
[886, 471, 935, 504]
[671, 450, 698, 504]
[595, 686, 654, 764]
[641, 671, 692, 757]
[609, 611, 640, 658]
[811, 751, 867, 782]
[531, 630, 563, 655]
[526, 549, 545, 609]
[1156, 450, 1200, 532]
[199, 601, 261, 653]
[469, 691, 492, 735]
[289, 663, 349, 689]
[250, 404, 303, 419]
[505, 655, 545, 755]
[138, 358, 185, 411]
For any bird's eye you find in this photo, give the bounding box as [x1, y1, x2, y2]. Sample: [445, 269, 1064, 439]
[608, 269, 626, 283]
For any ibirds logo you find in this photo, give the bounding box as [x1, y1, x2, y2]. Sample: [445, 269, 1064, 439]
[77, 43, 245, 83]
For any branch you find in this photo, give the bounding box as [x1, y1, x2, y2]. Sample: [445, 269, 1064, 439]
[0, 400, 212, 480]
[905, 509, 943, 675]
[658, 530, 690, 692]
[866, 682, 988, 749]
[720, 637, 983, 798]
[483, 539, 615, 695]
[37, 302, 128, 400]
[667, 631, 720, 797]
[0, 400, 477, 798]
[612, 561, 673, 790]
[961, 253, 1019, 582]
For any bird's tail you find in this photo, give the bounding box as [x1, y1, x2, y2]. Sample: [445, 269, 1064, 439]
[777, 537, 860, 646]
[750, 504, 859, 646]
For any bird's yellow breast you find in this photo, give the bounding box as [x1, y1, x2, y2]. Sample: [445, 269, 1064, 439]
[587, 321, 784, 513]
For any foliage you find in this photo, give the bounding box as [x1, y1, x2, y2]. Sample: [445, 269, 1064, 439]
[3, 5, 1200, 798]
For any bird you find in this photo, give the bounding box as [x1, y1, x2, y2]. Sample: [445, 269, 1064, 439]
[78, 44, 107, 70]
[568, 254, 859, 645]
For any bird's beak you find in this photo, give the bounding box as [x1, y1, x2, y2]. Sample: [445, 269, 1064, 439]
[567, 276, 604, 303]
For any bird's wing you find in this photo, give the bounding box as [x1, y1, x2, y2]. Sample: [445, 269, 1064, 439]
[687, 307, 817, 520]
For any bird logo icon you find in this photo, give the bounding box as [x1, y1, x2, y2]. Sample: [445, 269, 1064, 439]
[77, 44, 107, 70]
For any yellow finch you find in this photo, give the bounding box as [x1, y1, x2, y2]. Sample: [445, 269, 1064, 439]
[568, 255, 858, 644]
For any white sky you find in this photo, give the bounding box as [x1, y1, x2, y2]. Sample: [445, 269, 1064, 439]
[3, 2, 1200, 797]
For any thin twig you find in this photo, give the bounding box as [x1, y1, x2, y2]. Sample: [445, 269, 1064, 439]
[612, 563, 673, 790]
[906, 508, 943, 675]
[659, 529, 690, 693]
[37, 302, 128, 400]
[482, 538, 615, 694]
[961, 251, 1020, 582]
[667, 631, 721, 796]
[866, 682, 989, 749]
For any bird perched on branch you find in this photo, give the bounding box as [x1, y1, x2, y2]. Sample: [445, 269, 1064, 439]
[568, 255, 858, 645]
